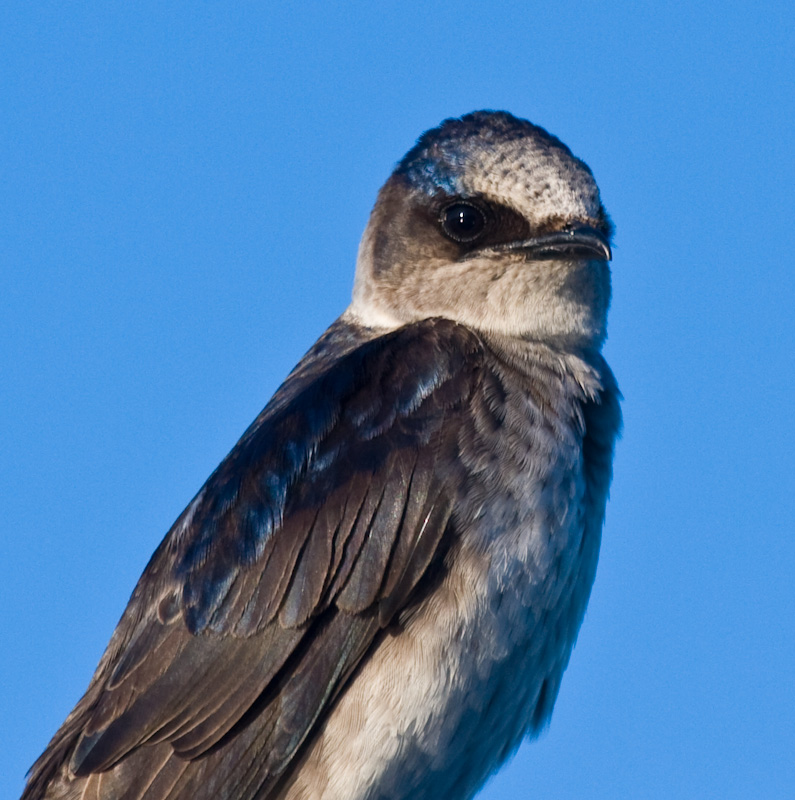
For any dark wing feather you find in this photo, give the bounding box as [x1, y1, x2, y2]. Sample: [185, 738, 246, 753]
[24, 318, 484, 800]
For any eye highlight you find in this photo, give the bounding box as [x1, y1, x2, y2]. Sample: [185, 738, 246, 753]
[440, 202, 487, 243]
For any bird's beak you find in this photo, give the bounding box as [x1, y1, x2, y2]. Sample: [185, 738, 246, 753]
[493, 226, 612, 262]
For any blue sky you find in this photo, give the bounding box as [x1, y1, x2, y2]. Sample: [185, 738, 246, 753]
[2, 2, 794, 798]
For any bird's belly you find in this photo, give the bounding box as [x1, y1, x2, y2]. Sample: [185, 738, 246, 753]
[282, 476, 597, 800]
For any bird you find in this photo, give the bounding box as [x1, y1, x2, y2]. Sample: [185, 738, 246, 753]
[23, 110, 622, 800]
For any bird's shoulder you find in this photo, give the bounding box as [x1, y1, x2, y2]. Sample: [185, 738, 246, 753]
[23, 316, 491, 799]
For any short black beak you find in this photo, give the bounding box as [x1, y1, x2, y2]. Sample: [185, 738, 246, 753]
[495, 226, 612, 261]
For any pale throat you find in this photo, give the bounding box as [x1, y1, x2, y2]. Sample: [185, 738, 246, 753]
[348, 249, 609, 348]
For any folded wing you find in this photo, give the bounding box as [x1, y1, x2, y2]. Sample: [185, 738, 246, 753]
[24, 319, 485, 800]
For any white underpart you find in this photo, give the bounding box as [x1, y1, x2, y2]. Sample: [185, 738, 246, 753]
[283, 387, 597, 800]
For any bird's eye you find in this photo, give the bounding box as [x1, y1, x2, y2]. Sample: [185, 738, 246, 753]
[440, 202, 487, 243]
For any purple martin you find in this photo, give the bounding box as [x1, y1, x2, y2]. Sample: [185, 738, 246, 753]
[23, 111, 621, 800]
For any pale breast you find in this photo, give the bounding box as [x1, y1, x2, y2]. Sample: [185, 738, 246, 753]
[281, 344, 616, 800]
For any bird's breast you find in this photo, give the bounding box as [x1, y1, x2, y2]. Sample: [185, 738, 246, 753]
[282, 356, 605, 800]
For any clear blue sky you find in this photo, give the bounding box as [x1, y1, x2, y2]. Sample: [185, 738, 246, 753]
[3, 2, 793, 798]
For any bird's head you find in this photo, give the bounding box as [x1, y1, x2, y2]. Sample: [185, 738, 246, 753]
[349, 111, 614, 349]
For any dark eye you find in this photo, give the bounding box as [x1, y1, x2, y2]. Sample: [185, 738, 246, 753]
[440, 202, 487, 243]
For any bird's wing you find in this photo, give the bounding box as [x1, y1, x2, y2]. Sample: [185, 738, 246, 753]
[25, 318, 485, 799]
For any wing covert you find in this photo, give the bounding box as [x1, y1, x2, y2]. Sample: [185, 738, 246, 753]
[24, 318, 484, 800]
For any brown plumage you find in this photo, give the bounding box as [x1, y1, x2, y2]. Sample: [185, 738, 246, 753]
[24, 111, 621, 800]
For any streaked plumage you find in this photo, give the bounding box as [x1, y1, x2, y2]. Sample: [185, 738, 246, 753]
[23, 111, 621, 800]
